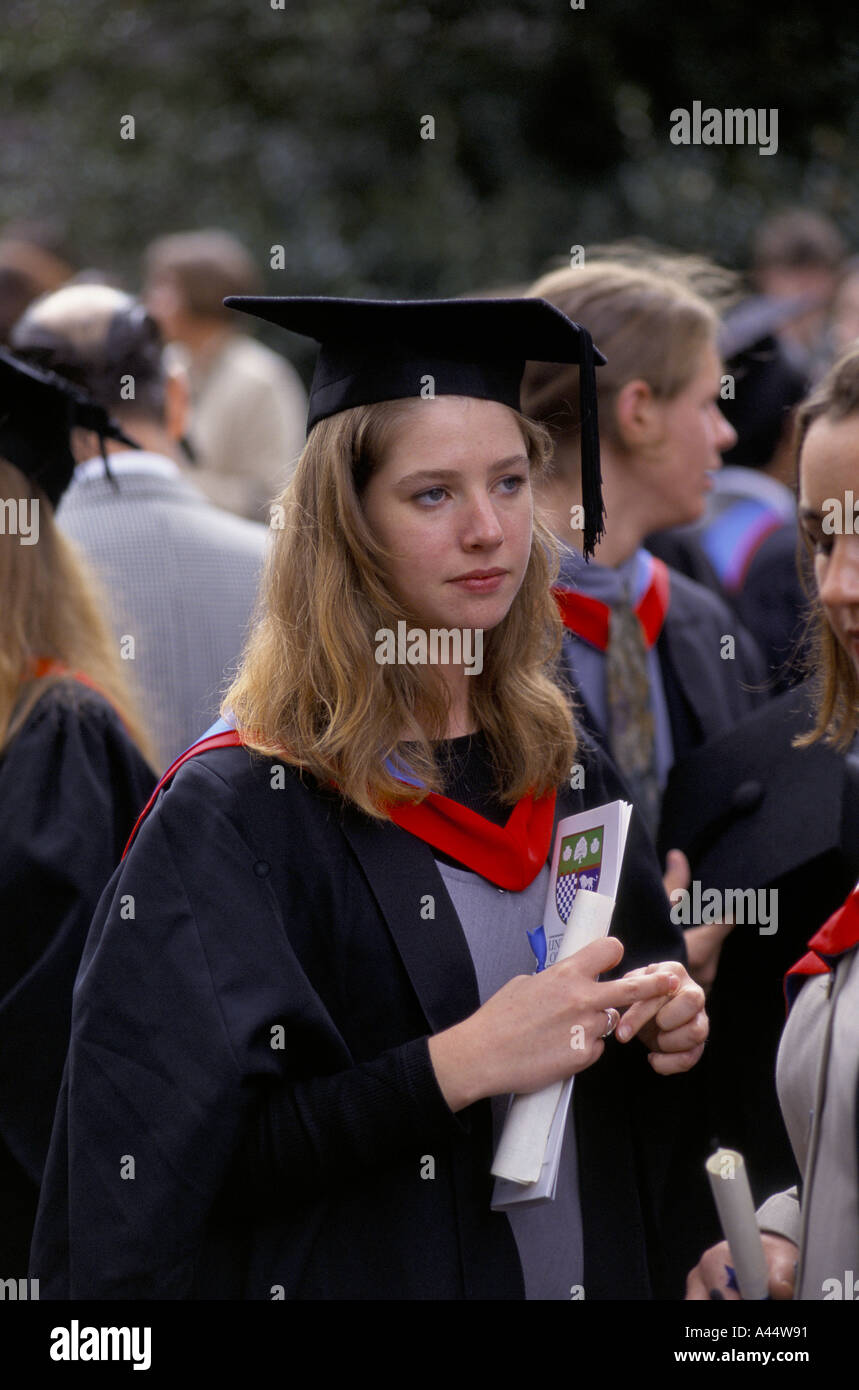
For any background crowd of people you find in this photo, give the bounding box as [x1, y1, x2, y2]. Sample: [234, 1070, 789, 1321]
[0, 207, 858, 1309]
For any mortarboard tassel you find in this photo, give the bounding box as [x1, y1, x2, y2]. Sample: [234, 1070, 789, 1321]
[577, 326, 604, 561]
[98, 434, 119, 493]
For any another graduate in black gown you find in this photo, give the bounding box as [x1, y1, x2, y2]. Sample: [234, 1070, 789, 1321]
[687, 343, 859, 1301]
[658, 683, 859, 1194]
[0, 350, 156, 1272]
[32, 298, 707, 1300]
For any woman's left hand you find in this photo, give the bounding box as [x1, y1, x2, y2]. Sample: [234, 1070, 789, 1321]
[614, 962, 708, 1073]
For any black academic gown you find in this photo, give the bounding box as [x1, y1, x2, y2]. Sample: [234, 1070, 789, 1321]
[659, 683, 859, 1188]
[0, 683, 155, 1272]
[31, 736, 686, 1301]
[654, 682, 859, 1278]
[564, 567, 769, 775]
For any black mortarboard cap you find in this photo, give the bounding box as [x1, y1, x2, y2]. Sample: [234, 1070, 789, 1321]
[0, 346, 138, 508]
[225, 295, 607, 557]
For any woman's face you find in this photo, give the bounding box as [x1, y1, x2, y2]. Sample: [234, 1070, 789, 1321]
[361, 395, 534, 635]
[636, 340, 737, 529]
[799, 413, 859, 678]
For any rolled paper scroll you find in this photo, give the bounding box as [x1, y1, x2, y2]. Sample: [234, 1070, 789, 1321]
[705, 1147, 770, 1300]
[491, 889, 615, 1185]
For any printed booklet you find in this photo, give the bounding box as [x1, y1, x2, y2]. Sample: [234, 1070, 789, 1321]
[491, 799, 632, 1208]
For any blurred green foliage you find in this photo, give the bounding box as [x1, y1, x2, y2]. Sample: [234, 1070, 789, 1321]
[1, 0, 857, 307]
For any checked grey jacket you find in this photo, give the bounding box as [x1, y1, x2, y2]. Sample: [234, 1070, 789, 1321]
[57, 454, 268, 771]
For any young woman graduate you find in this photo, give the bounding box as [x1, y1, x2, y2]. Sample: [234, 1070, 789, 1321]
[0, 349, 156, 1272]
[32, 297, 707, 1301]
[687, 345, 859, 1301]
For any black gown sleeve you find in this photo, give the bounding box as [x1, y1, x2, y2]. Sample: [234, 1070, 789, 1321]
[30, 758, 468, 1299]
[0, 684, 155, 1270]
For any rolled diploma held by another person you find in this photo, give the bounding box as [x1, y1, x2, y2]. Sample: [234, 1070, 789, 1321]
[706, 1148, 770, 1300]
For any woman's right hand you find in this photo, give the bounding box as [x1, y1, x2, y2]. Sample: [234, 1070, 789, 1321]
[685, 1236, 798, 1301]
[428, 936, 679, 1111]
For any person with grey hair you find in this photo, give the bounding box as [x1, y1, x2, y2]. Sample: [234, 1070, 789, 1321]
[10, 283, 268, 771]
[143, 229, 307, 520]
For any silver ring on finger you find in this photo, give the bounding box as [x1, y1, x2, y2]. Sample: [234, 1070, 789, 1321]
[601, 1007, 620, 1038]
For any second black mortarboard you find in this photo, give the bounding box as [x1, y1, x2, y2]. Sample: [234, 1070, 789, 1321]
[225, 295, 606, 557]
[0, 347, 138, 509]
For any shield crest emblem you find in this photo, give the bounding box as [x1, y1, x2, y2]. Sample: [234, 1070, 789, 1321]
[555, 825, 604, 924]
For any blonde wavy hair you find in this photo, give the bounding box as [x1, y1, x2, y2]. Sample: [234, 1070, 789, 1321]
[794, 346, 859, 750]
[224, 398, 579, 818]
[0, 459, 154, 762]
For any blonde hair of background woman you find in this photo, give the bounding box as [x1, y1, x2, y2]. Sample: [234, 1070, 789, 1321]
[0, 459, 155, 762]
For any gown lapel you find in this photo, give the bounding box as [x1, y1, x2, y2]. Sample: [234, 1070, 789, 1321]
[339, 806, 482, 1034]
[657, 611, 722, 753]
